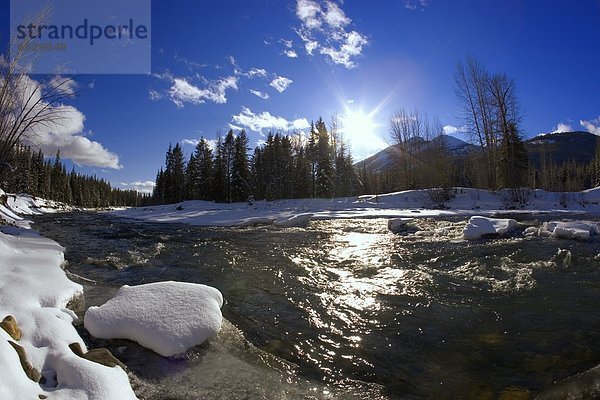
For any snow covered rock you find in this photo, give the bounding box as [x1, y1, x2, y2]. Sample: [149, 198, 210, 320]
[85, 281, 224, 357]
[274, 213, 313, 227]
[463, 216, 519, 240]
[0, 229, 136, 400]
[540, 220, 599, 240]
[387, 218, 414, 233]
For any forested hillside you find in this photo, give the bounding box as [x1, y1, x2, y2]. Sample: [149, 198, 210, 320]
[1, 146, 148, 207]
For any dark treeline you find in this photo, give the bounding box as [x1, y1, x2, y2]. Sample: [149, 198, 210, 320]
[362, 142, 600, 197]
[152, 118, 360, 204]
[1, 146, 148, 207]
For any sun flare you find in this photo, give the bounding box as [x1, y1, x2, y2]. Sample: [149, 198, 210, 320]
[341, 109, 378, 144]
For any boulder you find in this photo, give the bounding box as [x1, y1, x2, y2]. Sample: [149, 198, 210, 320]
[7, 341, 42, 382]
[1, 316, 22, 341]
[69, 342, 126, 369]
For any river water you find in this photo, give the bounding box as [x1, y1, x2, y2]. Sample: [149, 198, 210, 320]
[31, 212, 600, 399]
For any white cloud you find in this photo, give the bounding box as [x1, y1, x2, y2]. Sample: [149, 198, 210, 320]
[442, 125, 468, 135]
[228, 123, 244, 131]
[246, 68, 268, 78]
[168, 76, 238, 107]
[250, 89, 269, 99]
[231, 107, 309, 132]
[18, 76, 121, 169]
[296, 0, 323, 30]
[319, 30, 368, 68]
[553, 122, 573, 133]
[280, 39, 299, 58]
[293, 0, 368, 68]
[269, 75, 293, 93]
[323, 1, 350, 28]
[443, 125, 459, 135]
[580, 117, 600, 135]
[120, 180, 155, 194]
[181, 138, 218, 150]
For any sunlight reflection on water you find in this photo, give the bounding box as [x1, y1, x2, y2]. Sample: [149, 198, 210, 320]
[31, 213, 600, 399]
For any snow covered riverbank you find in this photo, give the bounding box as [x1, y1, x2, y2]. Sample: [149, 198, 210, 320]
[113, 187, 600, 227]
[0, 191, 137, 399]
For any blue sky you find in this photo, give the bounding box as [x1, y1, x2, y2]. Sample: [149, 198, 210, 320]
[2, 0, 600, 192]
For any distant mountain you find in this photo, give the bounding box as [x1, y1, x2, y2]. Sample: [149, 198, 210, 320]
[526, 131, 598, 165]
[356, 131, 599, 174]
[356, 134, 477, 173]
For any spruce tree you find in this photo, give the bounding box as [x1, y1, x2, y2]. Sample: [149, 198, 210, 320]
[231, 130, 250, 202]
[315, 118, 334, 198]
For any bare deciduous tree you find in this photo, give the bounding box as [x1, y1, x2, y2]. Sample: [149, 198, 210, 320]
[0, 7, 74, 183]
[455, 57, 525, 189]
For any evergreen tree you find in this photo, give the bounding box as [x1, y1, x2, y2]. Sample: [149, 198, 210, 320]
[231, 130, 250, 202]
[315, 118, 334, 198]
[223, 130, 236, 202]
[212, 136, 228, 202]
[497, 122, 528, 188]
[164, 143, 186, 203]
[196, 138, 213, 200]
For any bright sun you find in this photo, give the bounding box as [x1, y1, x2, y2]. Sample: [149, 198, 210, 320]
[341, 109, 378, 143]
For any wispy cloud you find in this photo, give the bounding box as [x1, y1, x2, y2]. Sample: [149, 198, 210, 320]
[182, 138, 200, 146]
[269, 75, 293, 93]
[294, 0, 368, 68]
[403, 0, 429, 11]
[231, 107, 309, 132]
[168, 76, 238, 107]
[580, 117, 600, 135]
[120, 180, 156, 194]
[148, 89, 162, 100]
[280, 39, 299, 58]
[250, 89, 270, 99]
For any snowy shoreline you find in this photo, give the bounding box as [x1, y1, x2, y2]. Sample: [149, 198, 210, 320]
[112, 187, 600, 228]
[0, 191, 137, 399]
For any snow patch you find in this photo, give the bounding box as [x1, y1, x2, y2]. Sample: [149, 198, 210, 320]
[85, 281, 224, 357]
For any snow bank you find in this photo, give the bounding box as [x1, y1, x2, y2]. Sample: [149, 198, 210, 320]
[0, 230, 136, 400]
[463, 216, 519, 240]
[85, 281, 224, 357]
[0, 191, 71, 227]
[539, 220, 599, 240]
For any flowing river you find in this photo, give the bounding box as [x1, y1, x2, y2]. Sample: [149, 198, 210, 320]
[31, 212, 600, 399]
